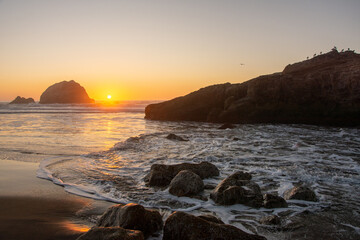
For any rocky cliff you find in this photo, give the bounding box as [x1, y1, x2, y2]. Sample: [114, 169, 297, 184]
[145, 50, 360, 126]
[39, 80, 95, 104]
[9, 96, 35, 104]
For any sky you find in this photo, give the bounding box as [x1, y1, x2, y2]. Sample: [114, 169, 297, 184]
[0, 0, 359, 101]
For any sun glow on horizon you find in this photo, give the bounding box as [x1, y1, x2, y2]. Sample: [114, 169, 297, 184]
[107, 95, 112, 99]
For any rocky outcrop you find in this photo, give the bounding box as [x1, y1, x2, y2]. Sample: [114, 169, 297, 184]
[96, 203, 162, 238]
[210, 171, 263, 207]
[39, 80, 95, 104]
[259, 215, 281, 225]
[77, 227, 144, 240]
[163, 211, 266, 240]
[144, 162, 219, 187]
[145, 50, 360, 126]
[166, 133, 188, 141]
[284, 186, 318, 202]
[169, 170, 204, 197]
[263, 193, 288, 208]
[9, 96, 35, 104]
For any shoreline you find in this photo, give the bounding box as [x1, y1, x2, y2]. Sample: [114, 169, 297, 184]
[0, 159, 112, 240]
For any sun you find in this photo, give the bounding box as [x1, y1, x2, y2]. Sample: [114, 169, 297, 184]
[107, 95, 112, 99]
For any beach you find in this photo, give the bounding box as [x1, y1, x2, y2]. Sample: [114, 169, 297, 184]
[0, 159, 112, 240]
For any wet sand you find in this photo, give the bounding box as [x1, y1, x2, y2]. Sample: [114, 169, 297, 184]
[0, 160, 111, 240]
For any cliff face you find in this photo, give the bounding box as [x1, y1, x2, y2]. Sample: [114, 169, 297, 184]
[39, 80, 95, 104]
[145, 50, 360, 126]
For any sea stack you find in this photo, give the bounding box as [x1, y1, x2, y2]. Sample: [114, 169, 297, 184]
[9, 96, 35, 104]
[145, 50, 360, 127]
[39, 80, 95, 104]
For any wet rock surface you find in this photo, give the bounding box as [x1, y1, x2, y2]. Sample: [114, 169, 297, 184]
[145, 50, 360, 126]
[166, 133, 188, 141]
[163, 211, 267, 240]
[259, 215, 281, 225]
[169, 170, 204, 197]
[145, 161, 219, 187]
[77, 227, 144, 240]
[263, 193, 288, 208]
[96, 203, 162, 238]
[210, 171, 263, 207]
[284, 186, 318, 202]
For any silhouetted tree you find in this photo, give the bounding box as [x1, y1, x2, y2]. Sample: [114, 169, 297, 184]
[332, 46, 337, 51]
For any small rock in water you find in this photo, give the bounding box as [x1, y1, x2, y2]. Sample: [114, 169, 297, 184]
[210, 171, 263, 207]
[144, 161, 219, 187]
[163, 211, 267, 240]
[263, 193, 288, 208]
[166, 133, 188, 141]
[218, 123, 236, 129]
[96, 203, 162, 238]
[169, 170, 204, 197]
[259, 215, 281, 225]
[284, 186, 318, 202]
[77, 227, 144, 240]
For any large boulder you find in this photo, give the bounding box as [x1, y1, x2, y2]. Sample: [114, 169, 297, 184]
[77, 227, 144, 240]
[263, 193, 288, 208]
[284, 186, 318, 202]
[145, 50, 360, 127]
[9, 96, 35, 104]
[210, 171, 263, 207]
[163, 211, 266, 240]
[169, 170, 204, 197]
[144, 162, 219, 187]
[96, 203, 162, 238]
[39, 80, 95, 104]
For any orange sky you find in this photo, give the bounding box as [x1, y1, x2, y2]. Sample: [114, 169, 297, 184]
[0, 0, 359, 101]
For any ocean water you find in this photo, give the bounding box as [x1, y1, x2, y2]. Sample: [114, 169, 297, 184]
[0, 102, 359, 239]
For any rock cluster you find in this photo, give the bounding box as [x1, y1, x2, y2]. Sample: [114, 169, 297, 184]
[78, 203, 267, 240]
[144, 162, 219, 187]
[284, 186, 318, 202]
[9, 96, 35, 104]
[39, 80, 95, 104]
[145, 50, 360, 126]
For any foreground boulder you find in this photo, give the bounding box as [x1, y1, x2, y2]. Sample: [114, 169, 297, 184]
[263, 193, 288, 208]
[210, 171, 263, 207]
[96, 203, 162, 238]
[163, 211, 266, 240]
[284, 186, 318, 202]
[39, 80, 95, 104]
[145, 50, 360, 127]
[145, 162, 219, 187]
[9, 96, 35, 104]
[169, 170, 204, 197]
[77, 227, 144, 240]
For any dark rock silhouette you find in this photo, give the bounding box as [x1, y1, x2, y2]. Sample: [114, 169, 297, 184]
[144, 162, 219, 187]
[210, 171, 263, 207]
[9, 96, 35, 104]
[166, 133, 188, 141]
[145, 50, 360, 126]
[39, 80, 94, 104]
[96, 203, 162, 238]
[284, 186, 318, 202]
[77, 227, 144, 240]
[162, 211, 267, 240]
[218, 123, 236, 129]
[169, 170, 204, 197]
[263, 193, 288, 208]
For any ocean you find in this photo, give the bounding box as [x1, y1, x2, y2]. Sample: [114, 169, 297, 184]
[0, 102, 359, 239]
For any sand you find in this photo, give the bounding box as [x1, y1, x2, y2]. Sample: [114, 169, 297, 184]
[0, 160, 112, 240]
